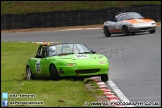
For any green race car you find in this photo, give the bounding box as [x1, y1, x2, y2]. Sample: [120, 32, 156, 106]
[26, 42, 109, 81]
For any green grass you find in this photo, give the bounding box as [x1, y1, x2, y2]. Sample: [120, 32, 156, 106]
[89, 80, 104, 96]
[1, 42, 98, 107]
[1, 1, 161, 15]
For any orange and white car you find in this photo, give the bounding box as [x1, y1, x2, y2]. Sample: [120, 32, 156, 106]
[103, 12, 156, 37]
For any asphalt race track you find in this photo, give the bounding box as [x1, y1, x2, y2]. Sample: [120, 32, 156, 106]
[1, 27, 161, 106]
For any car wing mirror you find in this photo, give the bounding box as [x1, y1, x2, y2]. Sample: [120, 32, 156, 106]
[91, 50, 96, 54]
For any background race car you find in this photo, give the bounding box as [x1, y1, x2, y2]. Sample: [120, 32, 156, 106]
[26, 42, 109, 81]
[103, 12, 156, 37]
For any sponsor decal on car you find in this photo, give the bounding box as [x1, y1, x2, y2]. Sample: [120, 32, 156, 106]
[75, 54, 88, 58]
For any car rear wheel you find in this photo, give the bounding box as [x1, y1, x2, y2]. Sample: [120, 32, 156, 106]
[149, 30, 155, 33]
[122, 26, 130, 36]
[101, 74, 109, 81]
[131, 32, 136, 35]
[26, 66, 33, 80]
[50, 64, 60, 80]
[103, 26, 111, 37]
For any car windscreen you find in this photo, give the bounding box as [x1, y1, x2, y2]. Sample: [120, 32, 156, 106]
[75, 44, 91, 54]
[48, 44, 91, 56]
[118, 13, 143, 21]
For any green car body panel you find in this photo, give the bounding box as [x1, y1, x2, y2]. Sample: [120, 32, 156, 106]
[26, 54, 109, 77]
[26, 42, 109, 79]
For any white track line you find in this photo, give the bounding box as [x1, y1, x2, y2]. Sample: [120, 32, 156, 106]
[129, 96, 161, 100]
[107, 79, 134, 107]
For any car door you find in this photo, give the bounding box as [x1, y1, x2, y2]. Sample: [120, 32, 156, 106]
[33, 45, 49, 77]
[109, 14, 120, 33]
[115, 16, 123, 32]
[109, 21, 117, 32]
[39, 57, 49, 77]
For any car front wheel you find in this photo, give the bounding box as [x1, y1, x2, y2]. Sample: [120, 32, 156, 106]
[50, 64, 60, 80]
[149, 30, 155, 33]
[122, 26, 130, 36]
[26, 66, 33, 80]
[101, 74, 109, 81]
[103, 26, 111, 37]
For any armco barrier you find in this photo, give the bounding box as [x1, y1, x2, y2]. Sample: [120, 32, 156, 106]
[1, 5, 161, 30]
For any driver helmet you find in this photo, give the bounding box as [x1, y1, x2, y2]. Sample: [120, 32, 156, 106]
[49, 46, 56, 56]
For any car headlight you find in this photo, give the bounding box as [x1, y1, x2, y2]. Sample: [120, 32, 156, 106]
[66, 63, 76, 66]
[99, 61, 107, 64]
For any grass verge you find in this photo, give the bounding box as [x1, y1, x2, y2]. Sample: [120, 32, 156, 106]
[1, 42, 103, 107]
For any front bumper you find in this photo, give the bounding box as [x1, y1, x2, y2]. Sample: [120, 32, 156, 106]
[129, 25, 156, 32]
[57, 64, 108, 77]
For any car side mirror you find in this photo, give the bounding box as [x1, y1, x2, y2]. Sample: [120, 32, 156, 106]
[91, 50, 96, 54]
[35, 54, 43, 58]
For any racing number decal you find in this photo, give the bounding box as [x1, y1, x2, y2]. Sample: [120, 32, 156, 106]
[36, 60, 41, 73]
[76, 55, 87, 58]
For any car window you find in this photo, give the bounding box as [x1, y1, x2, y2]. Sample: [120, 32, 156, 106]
[62, 44, 73, 53]
[47, 44, 91, 56]
[35, 45, 47, 58]
[111, 14, 117, 21]
[117, 13, 143, 21]
[41, 47, 47, 57]
[73, 45, 79, 54]
[76, 44, 91, 53]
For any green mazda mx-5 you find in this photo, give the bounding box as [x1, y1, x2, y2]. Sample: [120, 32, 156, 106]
[26, 42, 109, 81]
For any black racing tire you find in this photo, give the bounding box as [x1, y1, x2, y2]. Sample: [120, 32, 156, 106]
[103, 26, 111, 37]
[101, 74, 109, 81]
[77, 77, 85, 81]
[26, 66, 34, 80]
[131, 32, 136, 35]
[122, 26, 130, 36]
[50, 64, 60, 80]
[149, 30, 155, 34]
